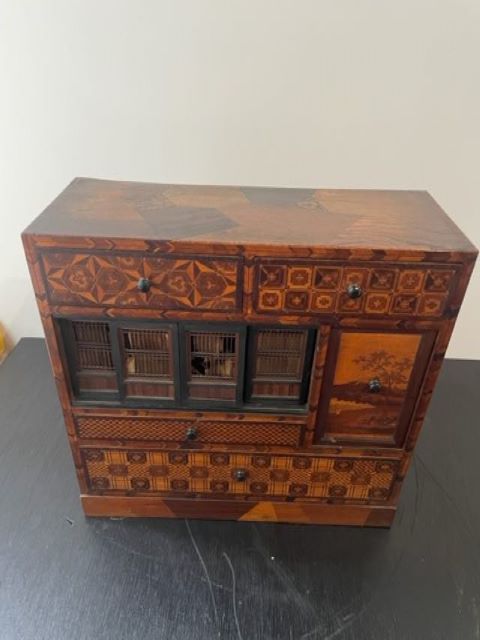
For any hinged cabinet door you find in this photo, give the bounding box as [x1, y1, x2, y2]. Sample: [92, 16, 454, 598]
[314, 329, 436, 446]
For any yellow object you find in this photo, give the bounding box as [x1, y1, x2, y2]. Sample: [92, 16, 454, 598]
[0, 327, 5, 362]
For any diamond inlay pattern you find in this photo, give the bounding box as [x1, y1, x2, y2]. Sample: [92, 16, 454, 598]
[256, 262, 455, 316]
[82, 449, 398, 502]
[75, 416, 301, 446]
[42, 252, 240, 310]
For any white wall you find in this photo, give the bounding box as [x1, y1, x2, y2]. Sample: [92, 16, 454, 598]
[1, 0, 478, 358]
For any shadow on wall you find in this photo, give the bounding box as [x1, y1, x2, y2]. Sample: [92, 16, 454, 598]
[0, 274, 43, 350]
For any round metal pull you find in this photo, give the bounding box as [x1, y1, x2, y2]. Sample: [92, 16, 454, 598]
[368, 378, 382, 393]
[347, 283, 363, 299]
[234, 469, 247, 481]
[186, 427, 198, 441]
[137, 277, 151, 293]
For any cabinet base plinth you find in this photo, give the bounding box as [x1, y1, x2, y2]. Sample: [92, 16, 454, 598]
[81, 495, 396, 527]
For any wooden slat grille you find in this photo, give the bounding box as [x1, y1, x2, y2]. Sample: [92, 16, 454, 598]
[123, 329, 172, 378]
[77, 346, 114, 370]
[73, 321, 111, 345]
[124, 329, 170, 351]
[68, 320, 118, 396]
[254, 330, 306, 379]
[72, 321, 114, 372]
[251, 329, 308, 401]
[189, 332, 237, 380]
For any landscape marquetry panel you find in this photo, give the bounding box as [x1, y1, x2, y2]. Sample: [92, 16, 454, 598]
[255, 261, 455, 316]
[82, 448, 398, 502]
[41, 251, 241, 310]
[323, 332, 421, 442]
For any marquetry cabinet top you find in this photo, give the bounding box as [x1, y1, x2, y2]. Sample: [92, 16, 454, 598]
[24, 177, 476, 255]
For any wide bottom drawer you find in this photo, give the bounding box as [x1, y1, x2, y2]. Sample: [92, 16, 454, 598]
[81, 447, 400, 503]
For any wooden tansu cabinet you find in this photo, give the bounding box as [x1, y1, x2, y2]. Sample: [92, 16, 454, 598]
[23, 179, 477, 526]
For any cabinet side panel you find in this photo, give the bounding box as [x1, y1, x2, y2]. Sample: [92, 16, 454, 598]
[22, 235, 88, 493]
[405, 257, 477, 452]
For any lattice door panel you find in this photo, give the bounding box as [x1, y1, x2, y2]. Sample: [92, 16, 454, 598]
[68, 320, 118, 396]
[249, 328, 311, 402]
[186, 329, 240, 402]
[121, 327, 175, 400]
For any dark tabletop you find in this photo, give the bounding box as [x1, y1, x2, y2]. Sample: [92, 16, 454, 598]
[1, 339, 479, 640]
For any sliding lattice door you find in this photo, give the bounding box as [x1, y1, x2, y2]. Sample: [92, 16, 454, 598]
[184, 328, 244, 403]
[120, 326, 176, 400]
[65, 320, 119, 399]
[247, 328, 313, 404]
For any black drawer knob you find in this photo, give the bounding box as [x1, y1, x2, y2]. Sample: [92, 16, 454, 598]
[137, 277, 151, 293]
[368, 378, 382, 393]
[347, 283, 363, 299]
[186, 427, 198, 441]
[234, 469, 247, 481]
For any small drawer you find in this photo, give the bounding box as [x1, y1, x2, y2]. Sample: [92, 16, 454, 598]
[81, 447, 400, 502]
[74, 415, 302, 447]
[255, 260, 456, 317]
[41, 250, 242, 311]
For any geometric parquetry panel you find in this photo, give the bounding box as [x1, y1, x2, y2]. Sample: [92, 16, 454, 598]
[82, 449, 399, 502]
[42, 252, 241, 310]
[256, 260, 456, 317]
[144, 257, 239, 310]
[42, 252, 144, 306]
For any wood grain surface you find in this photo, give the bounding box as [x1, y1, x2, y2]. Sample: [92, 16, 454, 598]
[1, 339, 480, 639]
[21, 179, 477, 525]
[23, 177, 477, 253]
